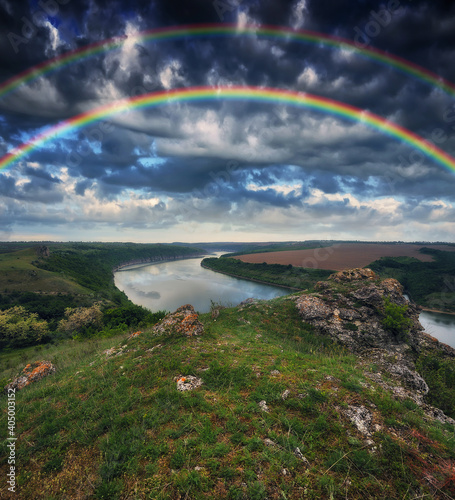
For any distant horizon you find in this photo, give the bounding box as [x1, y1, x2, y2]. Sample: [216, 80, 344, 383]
[1, 239, 454, 245]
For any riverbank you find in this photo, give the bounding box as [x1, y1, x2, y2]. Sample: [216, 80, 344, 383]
[201, 257, 332, 292]
[420, 307, 455, 316]
[200, 262, 301, 291]
[114, 253, 205, 272]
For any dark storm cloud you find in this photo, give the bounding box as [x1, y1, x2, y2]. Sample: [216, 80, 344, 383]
[74, 178, 92, 195]
[0, 172, 64, 203]
[22, 165, 62, 183]
[0, 0, 454, 239]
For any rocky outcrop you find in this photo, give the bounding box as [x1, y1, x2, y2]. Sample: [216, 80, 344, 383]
[296, 268, 425, 353]
[152, 304, 204, 337]
[295, 268, 455, 411]
[330, 268, 376, 282]
[4, 361, 55, 392]
[35, 245, 50, 258]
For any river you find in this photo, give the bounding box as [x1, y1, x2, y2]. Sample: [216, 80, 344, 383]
[114, 253, 289, 314]
[114, 254, 455, 348]
[419, 311, 455, 348]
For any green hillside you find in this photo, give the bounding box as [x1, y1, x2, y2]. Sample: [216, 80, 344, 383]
[369, 248, 455, 312]
[0, 243, 204, 346]
[201, 257, 333, 290]
[0, 248, 90, 295]
[1, 292, 454, 499]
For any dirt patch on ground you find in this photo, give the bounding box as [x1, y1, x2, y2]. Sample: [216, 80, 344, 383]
[234, 243, 455, 271]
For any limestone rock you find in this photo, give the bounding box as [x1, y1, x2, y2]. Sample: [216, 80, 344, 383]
[343, 405, 374, 437]
[176, 375, 203, 391]
[338, 308, 361, 321]
[259, 400, 270, 412]
[35, 245, 50, 258]
[294, 447, 310, 466]
[128, 331, 142, 340]
[5, 361, 55, 392]
[281, 389, 291, 400]
[295, 295, 332, 320]
[294, 269, 440, 412]
[388, 364, 429, 394]
[330, 268, 377, 282]
[152, 304, 204, 337]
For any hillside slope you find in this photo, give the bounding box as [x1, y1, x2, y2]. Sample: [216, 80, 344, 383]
[0, 243, 206, 342]
[1, 270, 455, 499]
[0, 248, 90, 295]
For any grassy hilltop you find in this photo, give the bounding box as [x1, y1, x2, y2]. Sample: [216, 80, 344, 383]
[1, 287, 455, 499]
[1, 243, 455, 498]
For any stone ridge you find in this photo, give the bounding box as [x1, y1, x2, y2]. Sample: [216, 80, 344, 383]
[152, 304, 204, 337]
[294, 268, 455, 425]
[4, 360, 56, 392]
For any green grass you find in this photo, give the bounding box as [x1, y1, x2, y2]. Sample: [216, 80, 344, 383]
[0, 248, 90, 294]
[0, 295, 454, 499]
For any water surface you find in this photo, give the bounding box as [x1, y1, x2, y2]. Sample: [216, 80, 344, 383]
[419, 311, 455, 348]
[114, 254, 289, 313]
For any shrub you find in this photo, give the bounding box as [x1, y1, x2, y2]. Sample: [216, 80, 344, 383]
[58, 303, 103, 337]
[381, 298, 412, 340]
[102, 304, 166, 330]
[0, 306, 48, 348]
[416, 355, 455, 418]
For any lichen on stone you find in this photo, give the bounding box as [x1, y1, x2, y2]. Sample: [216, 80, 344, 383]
[5, 360, 56, 392]
[176, 375, 203, 391]
[152, 304, 204, 337]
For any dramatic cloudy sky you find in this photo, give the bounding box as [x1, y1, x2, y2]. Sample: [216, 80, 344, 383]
[0, 0, 454, 242]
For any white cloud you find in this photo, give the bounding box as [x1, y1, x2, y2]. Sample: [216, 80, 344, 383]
[297, 67, 318, 87]
[159, 60, 185, 90]
[247, 183, 302, 195]
[236, 11, 258, 30]
[291, 0, 308, 29]
[44, 21, 64, 56]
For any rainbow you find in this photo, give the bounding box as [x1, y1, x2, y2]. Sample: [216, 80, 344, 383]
[1, 24, 455, 100]
[1, 86, 454, 173]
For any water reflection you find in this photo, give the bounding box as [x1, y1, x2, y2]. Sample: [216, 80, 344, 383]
[420, 311, 455, 348]
[114, 254, 289, 314]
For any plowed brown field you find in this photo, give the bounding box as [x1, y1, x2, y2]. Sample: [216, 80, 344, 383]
[234, 243, 455, 271]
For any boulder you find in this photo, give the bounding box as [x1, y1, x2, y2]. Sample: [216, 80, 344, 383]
[35, 245, 50, 258]
[295, 295, 332, 320]
[152, 304, 204, 337]
[5, 361, 56, 392]
[330, 268, 377, 282]
[176, 375, 203, 391]
[342, 405, 375, 437]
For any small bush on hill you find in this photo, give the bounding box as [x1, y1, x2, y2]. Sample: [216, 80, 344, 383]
[381, 298, 412, 341]
[58, 303, 103, 338]
[417, 355, 455, 419]
[0, 306, 48, 348]
[102, 304, 166, 330]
